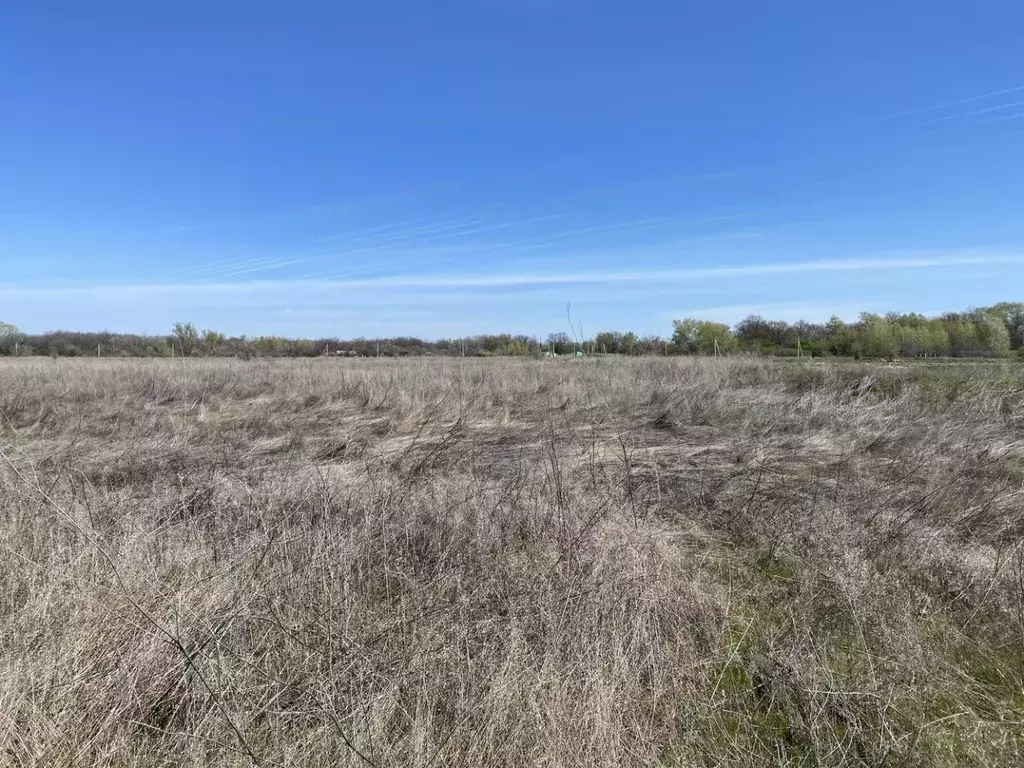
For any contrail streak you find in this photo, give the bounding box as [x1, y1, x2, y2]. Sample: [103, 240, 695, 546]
[975, 111, 1024, 125]
[200, 214, 571, 281]
[867, 84, 1024, 123]
[167, 216, 491, 280]
[312, 216, 486, 246]
[474, 212, 752, 255]
[906, 99, 1024, 129]
[310, 217, 428, 242]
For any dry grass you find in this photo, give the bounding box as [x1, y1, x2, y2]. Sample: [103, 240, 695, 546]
[1, 356, 1023, 767]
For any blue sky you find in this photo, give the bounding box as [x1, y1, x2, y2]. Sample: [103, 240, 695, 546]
[2, 1, 1024, 338]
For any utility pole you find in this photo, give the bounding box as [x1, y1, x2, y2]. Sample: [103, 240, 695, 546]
[376, 340, 380, 358]
[98, 343, 101, 358]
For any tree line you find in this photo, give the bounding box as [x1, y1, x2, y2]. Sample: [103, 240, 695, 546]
[1, 303, 1022, 359]
[669, 302, 1023, 359]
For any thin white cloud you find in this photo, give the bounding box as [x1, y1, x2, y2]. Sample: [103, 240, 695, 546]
[2, 251, 1019, 299]
[275, 251, 1023, 291]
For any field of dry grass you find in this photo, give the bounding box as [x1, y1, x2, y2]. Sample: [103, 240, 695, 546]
[1, 356, 1023, 767]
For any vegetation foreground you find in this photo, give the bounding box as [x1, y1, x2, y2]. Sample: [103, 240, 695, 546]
[1, 356, 1023, 767]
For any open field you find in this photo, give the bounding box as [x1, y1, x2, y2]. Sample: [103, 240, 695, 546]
[1, 357, 1023, 767]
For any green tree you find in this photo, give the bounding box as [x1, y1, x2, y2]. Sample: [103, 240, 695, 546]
[895, 324, 921, 357]
[171, 322, 200, 356]
[254, 336, 286, 355]
[824, 316, 852, 356]
[0, 321, 23, 355]
[976, 311, 1011, 356]
[201, 329, 227, 355]
[986, 302, 1024, 349]
[672, 319, 735, 355]
[853, 313, 899, 359]
[671, 319, 700, 354]
[696, 321, 735, 354]
[945, 319, 981, 357]
[923, 322, 950, 357]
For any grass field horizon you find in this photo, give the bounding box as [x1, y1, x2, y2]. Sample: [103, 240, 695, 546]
[2, 356, 1023, 766]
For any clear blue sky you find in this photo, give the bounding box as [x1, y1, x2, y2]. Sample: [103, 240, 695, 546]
[3, 1, 1024, 338]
